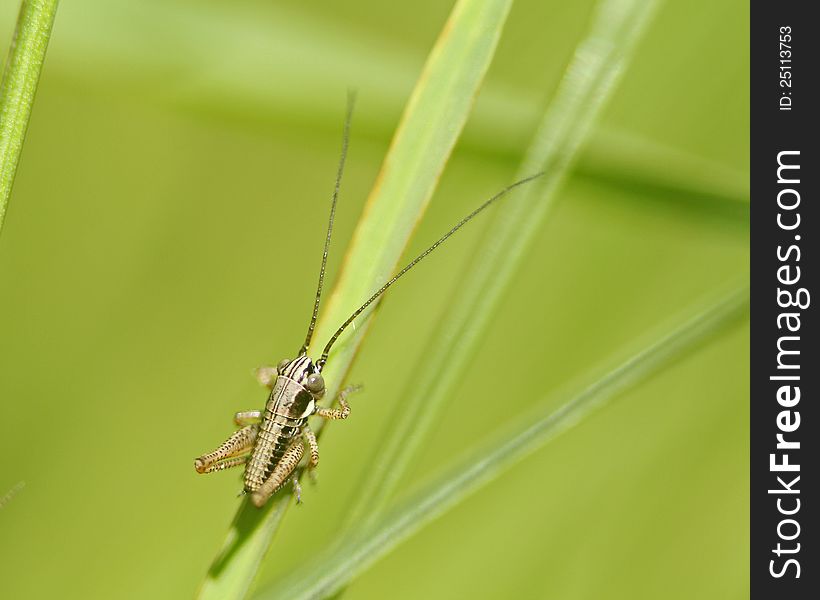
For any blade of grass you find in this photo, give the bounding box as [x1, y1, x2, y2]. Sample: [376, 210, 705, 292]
[341, 0, 661, 532]
[576, 129, 750, 227]
[258, 286, 749, 600]
[196, 1, 514, 597]
[0, 0, 59, 236]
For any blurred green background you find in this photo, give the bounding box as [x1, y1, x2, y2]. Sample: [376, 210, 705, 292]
[0, 0, 748, 598]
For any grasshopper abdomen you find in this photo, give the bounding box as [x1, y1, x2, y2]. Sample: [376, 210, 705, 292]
[244, 356, 319, 494]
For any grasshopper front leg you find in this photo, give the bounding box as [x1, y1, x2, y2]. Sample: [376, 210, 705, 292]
[301, 384, 359, 483]
[313, 384, 360, 420]
[234, 410, 262, 426]
[255, 366, 278, 389]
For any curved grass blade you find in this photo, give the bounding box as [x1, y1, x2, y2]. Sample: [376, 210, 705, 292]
[0, 0, 59, 236]
[341, 0, 661, 531]
[258, 286, 749, 600]
[196, 0, 514, 597]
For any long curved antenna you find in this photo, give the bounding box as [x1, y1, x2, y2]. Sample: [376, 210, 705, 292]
[300, 92, 356, 356]
[316, 171, 543, 369]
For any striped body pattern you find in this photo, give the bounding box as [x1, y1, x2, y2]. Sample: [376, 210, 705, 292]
[244, 357, 320, 492]
[193, 350, 347, 507]
[193, 95, 540, 507]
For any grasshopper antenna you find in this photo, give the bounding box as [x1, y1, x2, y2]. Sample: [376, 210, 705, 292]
[300, 91, 356, 356]
[315, 171, 543, 370]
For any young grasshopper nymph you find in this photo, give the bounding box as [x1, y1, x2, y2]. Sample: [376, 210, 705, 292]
[194, 96, 541, 508]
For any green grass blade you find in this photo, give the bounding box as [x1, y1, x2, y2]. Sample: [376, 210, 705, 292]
[196, 1, 513, 597]
[0, 0, 59, 236]
[257, 286, 749, 600]
[576, 130, 750, 226]
[341, 0, 661, 531]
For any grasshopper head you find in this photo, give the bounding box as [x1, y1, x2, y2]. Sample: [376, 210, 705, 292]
[276, 355, 326, 398]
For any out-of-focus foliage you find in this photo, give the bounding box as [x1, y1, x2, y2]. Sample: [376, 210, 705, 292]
[0, 1, 747, 599]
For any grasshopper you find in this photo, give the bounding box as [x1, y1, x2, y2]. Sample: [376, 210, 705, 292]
[194, 96, 541, 508]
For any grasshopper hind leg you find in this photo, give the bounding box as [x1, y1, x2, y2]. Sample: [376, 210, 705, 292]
[194, 424, 258, 474]
[198, 455, 248, 474]
[250, 441, 304, 508]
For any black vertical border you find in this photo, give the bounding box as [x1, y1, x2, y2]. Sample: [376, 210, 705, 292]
[751, 2, 816, 597]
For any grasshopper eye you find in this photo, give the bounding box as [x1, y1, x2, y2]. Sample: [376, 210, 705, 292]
[305, 373, 325, 394]
[277, 359, 290, 374]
